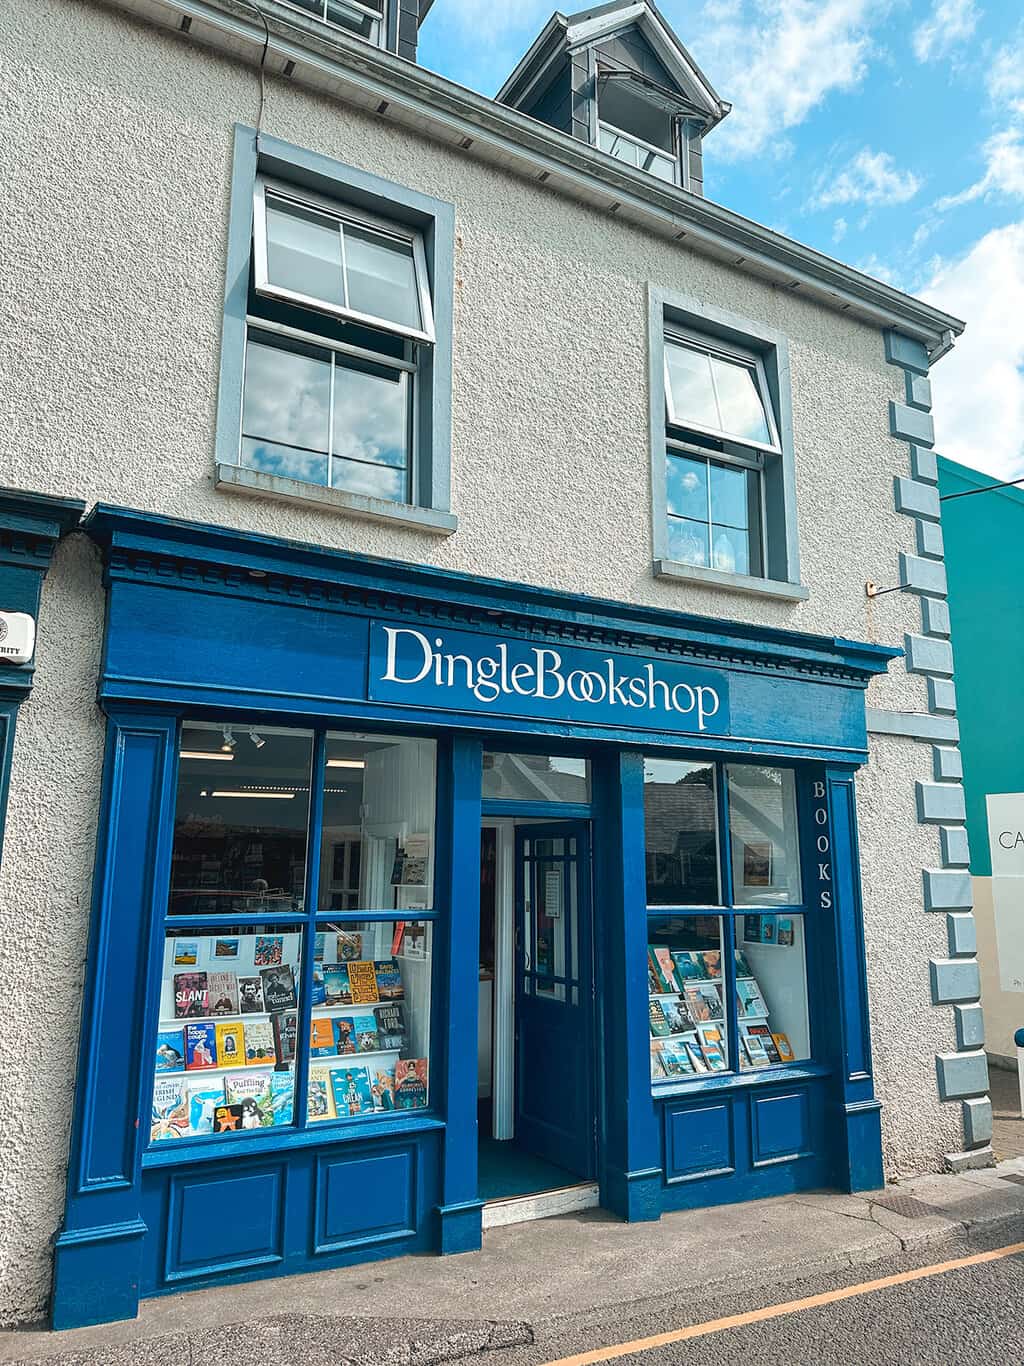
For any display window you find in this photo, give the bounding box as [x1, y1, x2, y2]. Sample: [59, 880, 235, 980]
[148, 722, 437, 1145]
[644, 758, 811, 1088]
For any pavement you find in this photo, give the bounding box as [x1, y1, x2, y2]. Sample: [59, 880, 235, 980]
[3, 1155, 1024, 1366]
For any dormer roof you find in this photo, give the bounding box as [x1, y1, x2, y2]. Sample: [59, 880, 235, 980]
[497, 1, 731, 132]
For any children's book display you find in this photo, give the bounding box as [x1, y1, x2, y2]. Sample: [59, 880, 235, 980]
[152, 937, 429, 1141]
[648, 945, 794, 1081]
[307, 956, 427, 1121]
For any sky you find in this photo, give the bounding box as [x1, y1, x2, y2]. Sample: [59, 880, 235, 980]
[418, 0, 1024, 481]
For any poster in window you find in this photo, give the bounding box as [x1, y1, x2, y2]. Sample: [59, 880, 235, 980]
[743, 841, 773, 888]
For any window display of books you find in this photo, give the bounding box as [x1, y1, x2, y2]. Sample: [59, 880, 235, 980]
[151, 931, 301, 1142]
[307, 956, 429, 1120]
[647, 944, 793, 1082]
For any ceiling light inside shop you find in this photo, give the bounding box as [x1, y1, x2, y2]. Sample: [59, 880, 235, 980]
[327, 758, 366, 769]
[208, 789, 296, 799]
[180, 750, 234, 761]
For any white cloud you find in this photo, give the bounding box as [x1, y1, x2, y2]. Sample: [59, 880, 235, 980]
[811, 148, 922, 208]
[923, 223, 1024, 480]
[688, 0, 885, 161]
[833, 216, 848, 242]
[853, 252, 903, 287]
[936, 125, 1024, 209]
[989, 32, 1024, 111]
[912, 0, 980, 63]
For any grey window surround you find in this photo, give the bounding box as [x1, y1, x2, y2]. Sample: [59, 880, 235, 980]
[649, 287, 804, 600]
[216, 125, 456, 535]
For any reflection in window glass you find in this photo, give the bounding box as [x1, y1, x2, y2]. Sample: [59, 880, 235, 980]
[242, 333, 330, 486]
[151, 925, 301, 1141]
[665, 339, 775, 448]
[265, 197, 344, 305]
[308, 922, 432, 1120]
[665, 451, 762, 577]
[709, 355, 772, 445]
[482, 753, 590, 803]
[727, 765, 802, 906]
[169, 723, 313, 916]
[331, 359, 409, 503]
[736, 913, 809, 1065]
[643, 759, 720, 906]
[665, 344, 719, 431]
[318, 732, 436, 913]
[648, 915, 728, 1082]
[344, 226, 422, 332]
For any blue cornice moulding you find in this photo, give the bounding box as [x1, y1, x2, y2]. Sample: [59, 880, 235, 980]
[84, 504, 899, 687]
[0, 487, 85, 697]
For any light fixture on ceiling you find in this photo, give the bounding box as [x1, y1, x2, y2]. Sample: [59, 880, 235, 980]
[221, 727, 237, 753]
[326, 758, 366, 769]
[249, 729, 266, 749]
[210, 789, 295, 800]
[180, 749, 234, 761]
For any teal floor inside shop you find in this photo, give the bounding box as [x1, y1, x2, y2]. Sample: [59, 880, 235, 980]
[478, 1137, 579, 1202]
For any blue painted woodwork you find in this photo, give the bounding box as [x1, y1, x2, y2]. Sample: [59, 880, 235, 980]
[0, 488, 84, 870]
[51, 503, 895, 1328]
[514, 822, 596, 1179]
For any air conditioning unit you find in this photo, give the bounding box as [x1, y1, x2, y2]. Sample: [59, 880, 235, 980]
[0, 612, 36, 666]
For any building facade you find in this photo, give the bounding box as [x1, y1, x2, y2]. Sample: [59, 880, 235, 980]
[939, 457, 1024, 1070]
[0, 0, 990, 1332]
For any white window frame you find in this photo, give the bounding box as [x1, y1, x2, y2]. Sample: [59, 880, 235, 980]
[597, 120, 679, 185]
[664, 329, 782, 456]
[253, 176, 436, 346]
[278, 0, 385, 46]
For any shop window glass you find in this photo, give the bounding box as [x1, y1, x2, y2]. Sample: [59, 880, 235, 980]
[482, 753, 590, 804]
[170, 723, 314, 915]
[151, 925, 302, 1141]
[149, 721, 437, 1147]
[643, 759, 719, 905]
[648, 914, 728, 1081]
[307, 921, 432, 1120]
[318, 732, 436, 913]
[727, 765, 802, 906]
[644, 758, 810, 1090]
[736, 913, 810, 1066]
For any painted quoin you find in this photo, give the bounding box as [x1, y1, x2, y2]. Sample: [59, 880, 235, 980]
[0, 0, 988, 1334]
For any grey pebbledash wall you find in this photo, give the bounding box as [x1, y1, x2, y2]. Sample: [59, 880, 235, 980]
[869, 330, 993, 1164]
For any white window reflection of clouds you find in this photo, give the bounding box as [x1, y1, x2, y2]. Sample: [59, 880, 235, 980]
[242, 341, 330, 454]
[332, 366, 408, 468]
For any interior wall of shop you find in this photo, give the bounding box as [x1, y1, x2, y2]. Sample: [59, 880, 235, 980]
[0, 0, 958, 1327]
[939, 457, 1024, 1064]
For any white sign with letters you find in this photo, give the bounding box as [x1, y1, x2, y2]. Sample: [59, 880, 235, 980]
[986, 792, 1024, 993]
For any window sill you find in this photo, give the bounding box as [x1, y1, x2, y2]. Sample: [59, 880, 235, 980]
[653, 1061, 832, 1101]
[215, 463, 458, 536]
[653, 558, 809, 602]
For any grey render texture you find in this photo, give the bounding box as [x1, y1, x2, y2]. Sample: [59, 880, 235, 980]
[0, 0, 974, 1328]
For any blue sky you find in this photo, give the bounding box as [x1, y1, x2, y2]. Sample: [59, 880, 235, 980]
[419, 1, 1024, 480]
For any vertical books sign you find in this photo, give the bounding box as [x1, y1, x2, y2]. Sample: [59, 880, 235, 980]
[367, 621, 730, 737]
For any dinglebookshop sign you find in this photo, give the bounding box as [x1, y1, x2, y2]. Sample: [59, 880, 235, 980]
[368, 622, 730, 735]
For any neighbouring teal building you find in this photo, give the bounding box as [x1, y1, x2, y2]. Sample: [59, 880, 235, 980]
[939, 456, 1024, 1065]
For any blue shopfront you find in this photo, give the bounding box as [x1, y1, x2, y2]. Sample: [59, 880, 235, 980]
[52, 506, 896, 1329]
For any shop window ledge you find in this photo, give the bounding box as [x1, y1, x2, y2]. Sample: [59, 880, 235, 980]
[653, 1060, 833, 1102]
[143, 1112, 446, 1170]
[653, 558, 810, 602]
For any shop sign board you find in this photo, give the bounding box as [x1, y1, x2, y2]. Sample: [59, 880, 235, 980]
[987, 792, 1024, 993]
[368, 621, 731, 737]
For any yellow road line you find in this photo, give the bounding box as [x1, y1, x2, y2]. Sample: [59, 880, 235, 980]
[541, 1239, 1024, 1366]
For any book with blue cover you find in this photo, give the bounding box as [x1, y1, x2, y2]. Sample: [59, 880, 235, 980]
[184, 1021, 217, 1070]
[353, 1014, 380, 1053]
[322, 963, 352, 1006]
[155, 1029, 184, 1073]
[330, 1065, 374, 1117]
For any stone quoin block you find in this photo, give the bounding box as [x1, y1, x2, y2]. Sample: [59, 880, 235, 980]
[890, 401, 935, 447]
[946, 913, 977, 957]
[940, 825, 971, 868]
[936, 1050, 989, 1101]
[928, 678, 958, 715]
[895, 478, 940, 522]
[916, 519, 945, 560]
[917, 781, 966, 824]
[898, 551, 947, 597]
[911, 445, 939, 484]
[954, 1003, 985, 1050]
[905, 371, 933, 411]
[933, 747, 963, 781]
[923, 868, 973, 911]
[884, 331, 931, 375]
[930, 957, 981, 1004]
[906, 634, 954, 677]
[962, 1097, 993, 1148]
[922, 597, 951, 637]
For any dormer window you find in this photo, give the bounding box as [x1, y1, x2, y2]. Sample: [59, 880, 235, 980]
[597, 71, 680, 184]
[283, 0, 385, 45]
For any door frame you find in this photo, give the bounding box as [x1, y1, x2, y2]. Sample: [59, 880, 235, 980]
[513, 818, 599, 1180]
